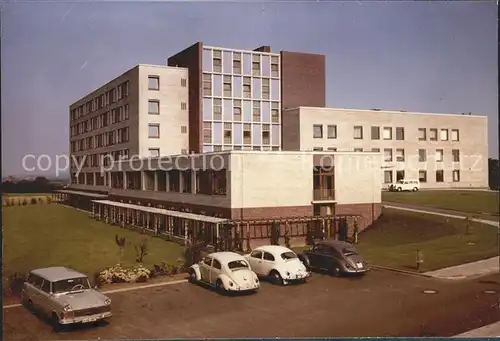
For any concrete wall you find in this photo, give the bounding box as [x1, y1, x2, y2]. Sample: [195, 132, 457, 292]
[137, 65, 189, 157]
[283, 107, 489, 189]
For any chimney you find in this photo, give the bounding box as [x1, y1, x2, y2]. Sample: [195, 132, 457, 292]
[253, 45, 272, 53]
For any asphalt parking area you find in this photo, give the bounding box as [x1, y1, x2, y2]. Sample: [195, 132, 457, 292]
[3, 270, 499, 340]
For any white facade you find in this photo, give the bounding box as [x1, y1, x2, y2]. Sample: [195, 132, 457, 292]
[201, 46, 282, 152]
[282, 107, 489, 189]
[69, 64, 189, 186]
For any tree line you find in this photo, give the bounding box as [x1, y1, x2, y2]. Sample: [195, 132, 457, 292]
[2, 177, 65, 194]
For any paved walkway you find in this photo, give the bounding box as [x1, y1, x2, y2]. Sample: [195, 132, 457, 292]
[455, 320, 500, 337]
[424, 257, 499, 279]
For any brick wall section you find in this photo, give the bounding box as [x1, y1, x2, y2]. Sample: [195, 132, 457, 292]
[231, 205, 313, 220]
[335, 203, 382, 233]
[167, 42, 203, 153]
[280, 51, 326, 111]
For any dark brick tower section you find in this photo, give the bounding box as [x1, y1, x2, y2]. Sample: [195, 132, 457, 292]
[280, 51, 326, 110]
[254, 45, 272, 53]
[168, 42, 203, 153]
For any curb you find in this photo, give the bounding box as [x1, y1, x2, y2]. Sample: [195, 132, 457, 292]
[371, 265, 434, 278]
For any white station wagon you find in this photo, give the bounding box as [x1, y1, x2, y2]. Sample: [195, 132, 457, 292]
[188, 252, 260, 294]
[244, 245, 311, 285]
[21, 267, 112, 330]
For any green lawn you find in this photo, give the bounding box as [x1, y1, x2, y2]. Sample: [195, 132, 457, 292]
[355, 208, 499, 272]
[3, 205, 184, 281]
[382, 190, 499, 216]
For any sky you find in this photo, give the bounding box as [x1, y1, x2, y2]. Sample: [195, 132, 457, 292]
[1, 1, 497, 177]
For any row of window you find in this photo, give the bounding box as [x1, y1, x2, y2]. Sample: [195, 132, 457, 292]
[312, 147, 461, 163]
[384, 169, 461, 184]
[203, 48, 280, 77]
[70, 105, 129, 137]
[147, 124, 187, 139]
[72, 149, 130, 169]
[202, 74, 280, 100]
[147, 99, 187, 115]
[313, 124, 460, 142]
[71, 127, 130, 152]
[203, 98, 280, 123]
[147, 75, 187, 91]
[203, 145, 280, 152]
[203, 122, 280, 146]
[70, 81, 129, 122]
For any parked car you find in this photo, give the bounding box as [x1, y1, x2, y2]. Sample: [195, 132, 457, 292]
[244, 245, 310, 285]
[298, 240, 369, 276]
[21, 267, 112, 330]
[188, 252, 260, 294]
[388, 179, 420, 192]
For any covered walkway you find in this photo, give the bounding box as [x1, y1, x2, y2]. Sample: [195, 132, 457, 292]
[53, 190, 108, 211]
[91, 200, 228, 246]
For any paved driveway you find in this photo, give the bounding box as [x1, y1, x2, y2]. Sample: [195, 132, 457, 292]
[3, 270, 499, 340]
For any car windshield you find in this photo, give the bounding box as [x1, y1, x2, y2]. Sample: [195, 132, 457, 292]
[397, 180, 405, 184]
[52, 277, 91, 293]
[281, 251, 297, 261]
[227, 260, 249, 270]
[342, 247, 358, 257]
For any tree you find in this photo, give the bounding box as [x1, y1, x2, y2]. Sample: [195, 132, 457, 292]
[115, 235, 126, 265]
[135, 237, 149, 263]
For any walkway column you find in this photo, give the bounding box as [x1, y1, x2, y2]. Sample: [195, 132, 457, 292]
[154, 172, 158, 191]
[123, 171, 127, 189]
[91, 202, 95, 218]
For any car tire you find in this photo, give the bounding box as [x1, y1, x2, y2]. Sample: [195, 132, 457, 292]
[270, 270, 284, 285]
[188, 269, 197, 283]
[331, 266, 341, 277]
[215, 279, 225, 293]
[413, 187, 418, 192]
[397, 187, 402, 192]
[51, 312, 63, 332]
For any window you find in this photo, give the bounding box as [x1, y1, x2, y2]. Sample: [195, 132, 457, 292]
[223, 75, 232, 97]
[212, 259, 222, 270]
[451, 129, 459, 141]
[148, 100, 160, 115]
[243, 77, 251, 98]
[396, 170, 405, 181]
[233, 53, 242, 74]
[327, 147, 337, 151]
[262, 79, 270, 99]
[213, 99, 222, 120]
[41, 280, 51, 293]
[263, 252, 275, 261]
[383, 127, 392, 140]
[203, 73, 212, 96]
[327, 125, 337, 139]
[262, 124, 270, 144]
[430, 128, 438, 141]
[418, 149, 426, 162]
[395, 148, 405, 162]
[252, 101, 261, 121]
[181, 78, 187, 87]
[436, 170, 444, 182]
[435, 149, 444, 162]
[452, 149, 460, 162]
[271, 102, 279, 123]
[419, 170, 427, 182]
[148, 76, 159, 90]
[354, 148, 363, 152]
[181, 125, 188, 134]
[203, 257, 212, 266]
[148, 124, 160, 138]
[252, 61, 260, 76]
[353, 126, 363, 139]
[396, 127, 405, 140]
[149, 148, 160, 157]
[371, 126, 380, 140]
[313, 147, 324, 151]
[224, 123, 232, 144]
[313, 125, 323, 138]
[453, 170, 460, 182]
[203, 122, 212, 143]
[384, 148, 393, 162]
[384, 170, 393, 184]
[196, 169, 227, 195]
[440, 129, 449, 141]
[181, 102, 187, 110]
[243, 124, 251, 144]
[213, 51, 222, 72]
[233, 100, 242, 121]
[271, 56, 279, 77]
[251, 250, 263, 259]
[371, 148, 380, 152]
[418, 128, 426, 141]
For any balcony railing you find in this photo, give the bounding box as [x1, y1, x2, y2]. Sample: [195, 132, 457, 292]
[313, 188, 335, 201]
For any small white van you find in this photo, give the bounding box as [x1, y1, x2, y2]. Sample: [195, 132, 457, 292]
[389, 179, 420, 192]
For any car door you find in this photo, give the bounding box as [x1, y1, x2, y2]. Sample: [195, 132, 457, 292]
[305, 245, 321, 268]
[247, 250, 264, 275]
[199, 256, 212, 282]
[317, 245, 335, 270]
[38, 280, 55, 316]
[210, 259, 223, 285]
[29, 275, 45, 309]
[262, 251, 276, 276]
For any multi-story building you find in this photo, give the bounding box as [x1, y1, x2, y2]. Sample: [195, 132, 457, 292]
[282, 107, 489, 188]
[69, 65, 189, 186]
[167, 42, 326, 153]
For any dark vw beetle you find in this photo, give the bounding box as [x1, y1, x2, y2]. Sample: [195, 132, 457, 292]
[298, 240, 369, 276]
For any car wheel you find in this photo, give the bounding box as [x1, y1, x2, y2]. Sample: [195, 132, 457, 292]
[397, 187, 402, 192]
[188, 269, 197, 283]
[331, 266, 341, 276]
[51, 312, 63, 332]
[215, 279, 225, 293]
[270, 270, 284, 285]
[413, 187, 418, 192]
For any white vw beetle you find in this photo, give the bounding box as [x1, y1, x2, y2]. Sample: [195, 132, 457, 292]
[244, 245, 310, 285]
[188, 252, 260, 294]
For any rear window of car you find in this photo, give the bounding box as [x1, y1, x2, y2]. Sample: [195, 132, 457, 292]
[227, 260, 249, 270]
[281, 251, 297, 261]
[342, 247, 358, 257]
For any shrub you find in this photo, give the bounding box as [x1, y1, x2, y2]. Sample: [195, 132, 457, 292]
[7, 272, 27, 298]
[135, 237, 149, 263]
[10, 199, 15, 206]
[99, 264, 151, 284]
[4, 200, 9, 207]
[38, 197, 43, 204]
[22, 199, 27, 206]
[30, 198, 37, 205]
[46, 196, 52, 204]
[17, 200, 22, 206]
[183, 242, 208, 268]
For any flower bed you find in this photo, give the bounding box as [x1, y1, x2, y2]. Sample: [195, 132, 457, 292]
[99, 264, 151, 285]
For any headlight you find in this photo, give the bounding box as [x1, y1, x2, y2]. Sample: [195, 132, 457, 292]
[286, 272, 290, 276]
[63, 304, 72, 311]
[229, 281, 234, 287]
[255, 277, 259, 283]
[104, 298, 111, 305]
